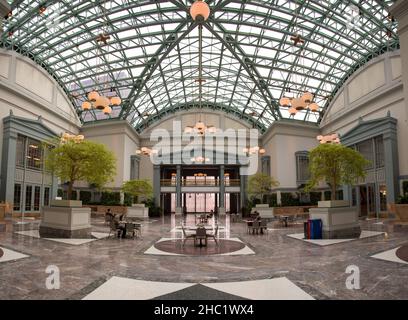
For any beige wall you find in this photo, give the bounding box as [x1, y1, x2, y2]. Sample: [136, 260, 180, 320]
[261, 121, 319, 189]
[80, 120, 140, 189]
[321, 50, 408, 176]
[0, 49, 81, 172]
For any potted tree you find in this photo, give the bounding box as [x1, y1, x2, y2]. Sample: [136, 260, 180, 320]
[306, 143, 369, 207]
[248, 173, 279, 218]
[122, 180, 153, 218]
[306, 143, 369, 239]
[41, 135, 116, 238]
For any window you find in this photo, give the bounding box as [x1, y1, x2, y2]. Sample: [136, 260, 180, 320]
[375, 136, 384, 168]
[130, 156, 139, 180]
[379, 185, 387, 212]
[26, 138, 42, 170]
[13, 184, 22, 211]
[44, 187, 50, 206]
[25, 185, 32, 211]
[34, 186, 41, 211]
[357, 140, 374, 170]
[16, 135, 26, 167]
[262, 156, 271, 175]
[296, 152, 310, 183]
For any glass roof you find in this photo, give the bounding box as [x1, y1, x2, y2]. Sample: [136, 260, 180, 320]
[0, 0, 399, 133]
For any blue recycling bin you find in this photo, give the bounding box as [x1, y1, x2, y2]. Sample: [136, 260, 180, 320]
[309, 219, 323, 240]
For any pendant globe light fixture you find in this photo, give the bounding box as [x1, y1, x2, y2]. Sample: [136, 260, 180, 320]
[190, 0, 210, 22]
[184, 2, 217, 136]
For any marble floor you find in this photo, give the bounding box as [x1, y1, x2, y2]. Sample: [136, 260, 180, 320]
[0, 215, 407, 300]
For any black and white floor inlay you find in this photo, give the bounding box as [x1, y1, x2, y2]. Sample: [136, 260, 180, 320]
[14, 230, 109, 245]
[83, 277, 314, 300]
[287, 230, 385, 246]
[371, 245, 408, 265]
[144, 238, 255, 256]
[0, 246, 29, 263]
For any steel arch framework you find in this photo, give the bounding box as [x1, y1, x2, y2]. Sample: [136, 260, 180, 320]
[0, 0, 399, 133]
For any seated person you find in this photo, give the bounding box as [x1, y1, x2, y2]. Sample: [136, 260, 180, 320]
[105, 209, 114, 222]
[113, 214, 126, 238]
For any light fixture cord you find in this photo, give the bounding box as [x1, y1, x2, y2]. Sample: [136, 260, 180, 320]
[199, 24, 203, 121]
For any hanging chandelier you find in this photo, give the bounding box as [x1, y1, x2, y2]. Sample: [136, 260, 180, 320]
[280, 92, 320, 116]
[243, 146, 266, 155]
[136, 147, 158, 156]
[81, 1, 121, 116]
[191, 156, 211, 163]
[280, 4, 319, 118]
[185, 122, 217, 136]
[61, 133, 85, 144]
[317, 134, 340, 144]
[184, 1, 217, 137]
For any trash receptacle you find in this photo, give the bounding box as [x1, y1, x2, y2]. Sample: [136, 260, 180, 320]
[309, 219, 323, 240]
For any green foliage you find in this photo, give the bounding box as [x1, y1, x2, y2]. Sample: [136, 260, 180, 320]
[79, 191, 92, 205]
[143, 198, 162, 217]
[397, 195, 408, 204]
[121, 180, 153, 204]
[241, 200, 254, 217]
[247, 173, 279, 204]
[281, 193, 301, 207]
[403, 181, 408, 196]
[45, 139, 116, 200]
[268, 193, 278, 207]
[310, 192, 322, 206]
[101, 192, 121, 206]
[124, 193, 133, 207]
[306, 144, 369, 201]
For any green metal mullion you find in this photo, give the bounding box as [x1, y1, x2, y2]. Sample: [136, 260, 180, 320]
[210, 20, 282, 119]
[176, 43, 188, 104]
[219, 4, 370, 57]
[349, 0, 398, 39]
[158, 63, 174, 109]
[0, 0, 61, 43]
[120, 21, 196, 119]
[17, 2, 185, 52]
[204, 22, 280, 120]
[227, 64, 243, 109]
[213, 42, 225, 106]
[134, 101, 267, 133]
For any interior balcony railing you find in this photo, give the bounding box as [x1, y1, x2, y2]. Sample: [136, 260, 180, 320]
[160, 179, 241, 187]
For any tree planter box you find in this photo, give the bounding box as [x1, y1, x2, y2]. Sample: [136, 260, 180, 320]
[39, 200, 92, 239]
[50, 200, 83, 208]
[395, 204, 408, 222]
[309, 201, 361, 239]
[126, 204, 149, 219]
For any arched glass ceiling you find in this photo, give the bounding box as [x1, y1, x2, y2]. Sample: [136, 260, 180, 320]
[0, 0, 398, 133]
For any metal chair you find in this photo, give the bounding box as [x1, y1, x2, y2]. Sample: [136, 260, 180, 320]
[108, 220, 121, 238]
[206, 224, 219, 246]
[124, 223, 136, 239]
[134, 223, 142, 238]
[259, 220, 268, 234]
[251, 220, 260, 234]
[181, 224, 196, 247]
[195, 227, 207, 247]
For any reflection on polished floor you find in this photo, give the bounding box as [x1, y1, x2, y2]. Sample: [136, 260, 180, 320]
[0, 214, 408, 300]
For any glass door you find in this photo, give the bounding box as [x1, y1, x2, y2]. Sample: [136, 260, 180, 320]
[359, 186, 368, 217]
[367, 183, 376, 218]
